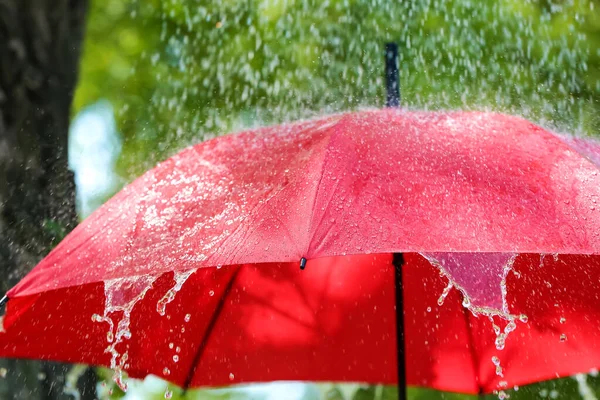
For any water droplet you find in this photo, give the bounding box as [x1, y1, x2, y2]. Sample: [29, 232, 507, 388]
[519, 314, 528, 323]
[175, 346, 181, 353]
[229, 373, 235, 380]
[163, 367, 171, 376]
[560, 316, 566, 324]
[216, 265, 222, 269]
[560, 334, 567, 342]
[461, 295, 471, 308]
[497, 390, 510, 399]
[0, 368, 7, 378]
[173, 355, 179, 363]
[169, 343, 174, 349]
[426, 307, 432, 312]
[164, 389, 173, 399]
[209, 290, 214, 296]
[37, 372, 46, 380]
[184, 314, 191, 322]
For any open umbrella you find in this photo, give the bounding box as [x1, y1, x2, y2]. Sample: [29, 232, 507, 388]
[2, 45, 600, 398]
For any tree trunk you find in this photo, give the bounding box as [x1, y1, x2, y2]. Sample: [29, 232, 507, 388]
[0, 0, 94, 399]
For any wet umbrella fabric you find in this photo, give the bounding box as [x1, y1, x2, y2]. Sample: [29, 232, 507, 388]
[2, 109, 600, 395]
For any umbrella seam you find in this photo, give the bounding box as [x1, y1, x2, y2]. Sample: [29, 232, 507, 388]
[304, 115, 347, 256]
[182, 264, 242, 390]
[208, 118, 342, 266]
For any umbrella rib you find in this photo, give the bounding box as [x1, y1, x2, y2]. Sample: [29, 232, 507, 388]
[304, 120, 342, 255]
[182, 265, 243, 390]
[461, 306, 484, 396]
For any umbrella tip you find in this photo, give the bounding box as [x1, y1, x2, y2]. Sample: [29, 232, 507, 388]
[0, 295, 7, 309]
[385, 42, 400, 108]
[300, 257, 307, 270]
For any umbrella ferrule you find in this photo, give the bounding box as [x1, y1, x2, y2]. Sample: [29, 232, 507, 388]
[300, 257, 307, 270]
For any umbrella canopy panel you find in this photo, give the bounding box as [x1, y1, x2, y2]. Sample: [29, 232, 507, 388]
[2, 253, 600, 395]
[9, 110, 600, 299]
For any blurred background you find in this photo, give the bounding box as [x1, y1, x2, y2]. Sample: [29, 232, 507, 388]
[1, 0, 599, 398]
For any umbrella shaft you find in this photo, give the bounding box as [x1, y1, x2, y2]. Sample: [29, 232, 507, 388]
[393, 253, 407, 400]
[385, 43, 400, 107]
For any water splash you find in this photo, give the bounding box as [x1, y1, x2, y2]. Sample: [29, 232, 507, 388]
[92, 274, 159, 391]
[437, 281, 453, 306]
[492, 356, 504, 377]
[421, 252, 518, 317]
[156, 268, 197, 316]
[421, 252, 523, 398]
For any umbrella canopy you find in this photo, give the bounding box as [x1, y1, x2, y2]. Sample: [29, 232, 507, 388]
[2, 109, 600, 395]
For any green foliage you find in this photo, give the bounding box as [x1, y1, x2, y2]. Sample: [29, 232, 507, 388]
[75, 0, 600, 180]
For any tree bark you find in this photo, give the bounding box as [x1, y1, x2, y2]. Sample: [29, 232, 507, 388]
[0, 0, 94, 398]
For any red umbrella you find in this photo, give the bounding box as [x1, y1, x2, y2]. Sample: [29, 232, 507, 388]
[1, 109, 600, 398]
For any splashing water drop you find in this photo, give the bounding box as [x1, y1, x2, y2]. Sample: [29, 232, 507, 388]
[164, 389, 173, 399]
[92, 274, 159, 392]
[157, 269, 197, 316]
[209, 290, 214, 296]
[173, 355, 179, 363]
[560, 334, 567, 342]
[184, 314, 191, 322]
[492, 356, 504, 377]
[168, 342, 174, 349]
[437, 281, 453, 306]
[461, 295, 471, 308]
[519, 314, 528, 323]
[163, 367, 171, 376]
[229, 373, 235, 380]
[497, 390, 510, 399]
